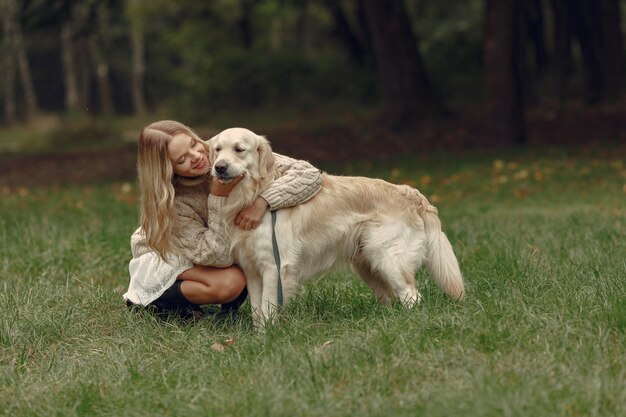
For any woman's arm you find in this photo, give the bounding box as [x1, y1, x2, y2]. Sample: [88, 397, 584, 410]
[172, 195, 234, 267]
[259, 153, 323, 210]
[233, 154, 322, 230]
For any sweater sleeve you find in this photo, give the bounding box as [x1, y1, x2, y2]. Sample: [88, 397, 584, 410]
[259, 153, 323, 210]
[130, 227, 151, 258]
[172, 195, 234, 267]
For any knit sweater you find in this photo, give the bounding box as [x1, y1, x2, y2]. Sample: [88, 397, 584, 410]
[124, 152, 322, 305]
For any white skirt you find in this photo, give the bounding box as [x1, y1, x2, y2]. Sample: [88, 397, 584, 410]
[123, 251, 193, 306]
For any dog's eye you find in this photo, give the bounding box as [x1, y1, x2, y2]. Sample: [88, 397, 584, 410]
[214, 147, 221, 152]
[235, 147, 245, 153]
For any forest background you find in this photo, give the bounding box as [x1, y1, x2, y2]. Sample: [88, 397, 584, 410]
[1, 0, 625, 186]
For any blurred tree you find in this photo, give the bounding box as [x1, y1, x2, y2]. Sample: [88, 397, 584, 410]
[2, 0, 17, 124]
[58, 1, 82, 112]
[90, 1, 114, 115]
[126, 0, 147, 115]
[2, 0, 39, 123]
[552, 0, 624, 104]
[484, 0, 526, 145]
[524, 0, 548, 74]
[321, 0, 369, 66]
[550, 0, 573, 103]
[362, 0, 442, 128]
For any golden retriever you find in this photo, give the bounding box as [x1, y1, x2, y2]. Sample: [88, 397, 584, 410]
[209, 128, 465, 327]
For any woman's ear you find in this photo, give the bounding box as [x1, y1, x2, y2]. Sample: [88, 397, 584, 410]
[257, 135, 275, 180]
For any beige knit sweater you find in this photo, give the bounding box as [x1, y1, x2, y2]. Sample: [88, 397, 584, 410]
[131, 152, 322, 267]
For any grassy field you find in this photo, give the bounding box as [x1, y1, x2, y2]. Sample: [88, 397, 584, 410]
[1, 144, 624, 416]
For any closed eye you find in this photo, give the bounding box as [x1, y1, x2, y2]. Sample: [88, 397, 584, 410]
[235, 147, 245, 153]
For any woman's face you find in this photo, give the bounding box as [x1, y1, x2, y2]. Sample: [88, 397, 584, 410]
[167, 133, 210, 177]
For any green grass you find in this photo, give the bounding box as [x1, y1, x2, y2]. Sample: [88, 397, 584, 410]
[1, 145, 625, 416]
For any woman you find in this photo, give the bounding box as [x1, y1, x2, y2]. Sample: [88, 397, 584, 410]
[123, 120, 322, 319]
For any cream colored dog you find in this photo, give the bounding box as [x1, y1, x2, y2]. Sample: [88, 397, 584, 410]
[210, 127, 465, 327]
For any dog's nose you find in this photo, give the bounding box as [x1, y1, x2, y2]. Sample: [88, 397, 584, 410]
[214, 161, 228, 175]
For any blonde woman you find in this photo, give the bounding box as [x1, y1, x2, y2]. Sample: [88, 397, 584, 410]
[123, 120, 322, 319]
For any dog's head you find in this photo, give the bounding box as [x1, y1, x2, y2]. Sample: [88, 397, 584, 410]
[209, 127, 275, 188]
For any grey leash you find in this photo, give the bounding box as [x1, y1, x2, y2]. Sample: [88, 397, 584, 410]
[270, 210, 284, 306]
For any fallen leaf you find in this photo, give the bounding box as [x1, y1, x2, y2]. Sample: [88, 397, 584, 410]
[211, 343, 225, 353]
[513, 189, 527, 199]
[225, 338, 236, 346]
[390, 168, 401, 179]
[513, 169, 529, 180]
[493, 160, 505, 172]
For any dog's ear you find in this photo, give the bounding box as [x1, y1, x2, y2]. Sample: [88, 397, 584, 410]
[205, 134, 219, 165]
[257, 135, 275, 180]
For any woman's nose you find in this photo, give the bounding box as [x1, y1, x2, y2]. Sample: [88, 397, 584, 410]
[190, 150, 202, 161]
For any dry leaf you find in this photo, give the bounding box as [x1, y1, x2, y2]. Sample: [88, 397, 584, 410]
[225, 338, 236, 346]
[513, 169, 529, 180]
[211, 343, 225, 353]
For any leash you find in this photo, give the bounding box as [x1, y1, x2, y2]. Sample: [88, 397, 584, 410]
[270, 210, 284, 306]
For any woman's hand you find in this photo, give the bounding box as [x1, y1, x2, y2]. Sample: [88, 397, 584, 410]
[210, 174, 244, 197]
[235, 196, 269, 230]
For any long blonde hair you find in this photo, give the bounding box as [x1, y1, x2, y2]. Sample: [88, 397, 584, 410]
[137, 120, 207, 259]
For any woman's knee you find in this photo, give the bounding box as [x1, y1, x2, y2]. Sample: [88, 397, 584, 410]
[221, 267, 246, 302]
[179, 266, 246, 304]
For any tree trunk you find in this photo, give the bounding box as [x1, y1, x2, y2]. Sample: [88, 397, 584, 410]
[130, 21, 147, 115]
[238, 0, 255, 49]
[362, 0, 442, 128]
[569, 0, 604, 103]
[91, 3, 114, 114]
[484, 0, 527, 145]
[598, 0, 624, 99]
[294, 0, 309, 58]
[356, 0, 374, 61]
[90, 36, 113, 114]
[60, 20, 80, 111]
[550, 0, 573, 103]
[11, 3, 38, 119]
[323, 0, 367, 65]
[524, 0, 548, 73]
[2, 0, 16, 124]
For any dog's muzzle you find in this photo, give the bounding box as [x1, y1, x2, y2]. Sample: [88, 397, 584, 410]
[212, 160, 237, 183]
[213, 160, 229, 176]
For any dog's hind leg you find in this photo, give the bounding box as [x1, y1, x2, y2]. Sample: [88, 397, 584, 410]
[351, 260, 393, 304]
[357, 224, 422, 307]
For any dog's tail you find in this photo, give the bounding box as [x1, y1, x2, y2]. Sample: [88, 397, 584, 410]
[413, 190, 465, 301]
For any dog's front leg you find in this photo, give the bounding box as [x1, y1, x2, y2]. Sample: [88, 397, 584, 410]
[257, 263, 281, 328]
[241, 268, 265, 329]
